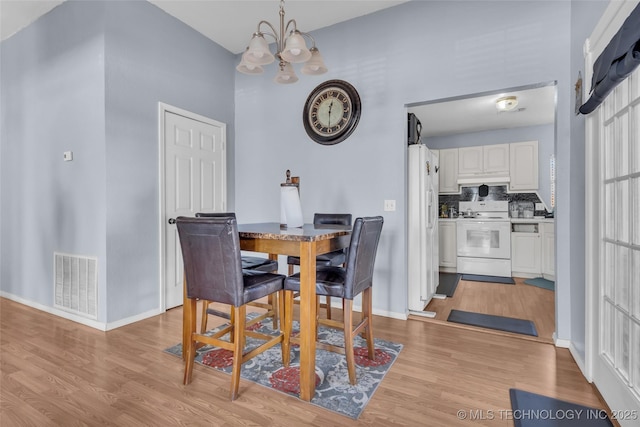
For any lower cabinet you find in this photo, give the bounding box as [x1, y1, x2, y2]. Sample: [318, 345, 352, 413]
[511, 230, 541, 276]
[439, 221, 457, 269]
[511, 221, 555, 279]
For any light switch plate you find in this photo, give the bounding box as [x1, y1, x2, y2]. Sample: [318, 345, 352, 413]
[384, 200, 396, 211]
[63, 151, 73, 161]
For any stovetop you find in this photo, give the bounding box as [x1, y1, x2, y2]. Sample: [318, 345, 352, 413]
[457, 201, 510, 220]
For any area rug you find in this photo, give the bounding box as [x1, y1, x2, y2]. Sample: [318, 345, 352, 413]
[461, 274, 515, 284]
[447, 309, 538, 336]
[436, 272, 461, 297]
[509, 389, 613, 427]
[165, 315, 403, 419]
[524, 277, 555, 291]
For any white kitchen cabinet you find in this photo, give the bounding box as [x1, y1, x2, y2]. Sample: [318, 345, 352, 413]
[541, 222, 555, 280]
[511, 225, 541, 276]
[458, 144, 510, 181]
[438, 148, 459, 193]
[483, 144, 510, 174]
[438, 221, 457, 270]
[509, 140, 539, 191]
[458, 146, 484, 175]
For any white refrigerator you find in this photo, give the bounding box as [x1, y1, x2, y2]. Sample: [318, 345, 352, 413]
[408, 144, 439, 313]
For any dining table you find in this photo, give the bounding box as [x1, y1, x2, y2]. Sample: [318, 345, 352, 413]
[182, 222, 352, 402]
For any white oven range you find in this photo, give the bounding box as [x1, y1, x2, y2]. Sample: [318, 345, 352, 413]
[456, 201, 512, 277]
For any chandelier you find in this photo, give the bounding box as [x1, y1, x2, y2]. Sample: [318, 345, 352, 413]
[236, 0, 328, 84]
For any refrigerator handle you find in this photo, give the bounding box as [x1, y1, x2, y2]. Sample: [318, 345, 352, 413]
[427, 189, 434, 229]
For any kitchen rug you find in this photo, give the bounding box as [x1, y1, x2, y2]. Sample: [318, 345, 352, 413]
[509, 389, 613, 427]
[524, 277, 555, 291]
[447, 309, 538, 336]
[165, 315, 403, 419]
[461, 274, 515, 284]
[436, 272, 461, 297]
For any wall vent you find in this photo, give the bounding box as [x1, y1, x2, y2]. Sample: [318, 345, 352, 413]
[54, 252, 98, 319]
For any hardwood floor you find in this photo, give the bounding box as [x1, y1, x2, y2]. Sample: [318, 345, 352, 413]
[0, 297, 611, 426]
[422, 276, 555, 344]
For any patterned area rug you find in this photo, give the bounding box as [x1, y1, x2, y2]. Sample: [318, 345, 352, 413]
[165, 315, 403, 419]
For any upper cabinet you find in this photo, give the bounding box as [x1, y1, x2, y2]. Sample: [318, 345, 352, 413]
[457, 144, 510, 183]
[509, 141, 539, 191]
[439, 148, 459, 193]
[483, 144, 510, 174]
[458, 146, 484, 175]
[437, 141, 539, 194]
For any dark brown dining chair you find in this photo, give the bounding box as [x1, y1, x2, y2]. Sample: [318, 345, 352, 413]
[287, 213, 352, 320]
[282, 216, 383, 385]
[195, 212, 279, 332]
[176, 216, 285, 401]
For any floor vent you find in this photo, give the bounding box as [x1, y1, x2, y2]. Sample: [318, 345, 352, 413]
[54, 252, 98, 319]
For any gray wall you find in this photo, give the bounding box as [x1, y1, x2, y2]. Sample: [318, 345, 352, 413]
[425, 123, 555, 208]
[0, 0, 236, 323]
[234, 1, 576, 325]
[569, 0, 610, 361]
[0, 0, 610, 345]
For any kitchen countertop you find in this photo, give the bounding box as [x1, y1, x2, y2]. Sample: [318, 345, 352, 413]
[438, 217, 554, 223]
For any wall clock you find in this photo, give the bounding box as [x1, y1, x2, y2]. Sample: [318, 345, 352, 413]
[303, 80, 361, 145]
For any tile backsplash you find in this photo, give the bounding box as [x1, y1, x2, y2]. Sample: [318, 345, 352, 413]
[439, 185, 549, 217]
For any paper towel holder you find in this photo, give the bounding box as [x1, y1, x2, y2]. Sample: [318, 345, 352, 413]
[280, 169, 303, 228]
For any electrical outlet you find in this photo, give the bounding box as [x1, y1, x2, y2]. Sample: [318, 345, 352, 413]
[384, 200, 396, 211]
[535, 202, 544, 211]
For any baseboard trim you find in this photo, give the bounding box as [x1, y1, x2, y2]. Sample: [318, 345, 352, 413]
[0, 291, 163, 331]
[330, 300, 407, 320]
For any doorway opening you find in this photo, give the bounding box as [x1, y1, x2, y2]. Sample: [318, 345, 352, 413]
[406, 82, 557, 343]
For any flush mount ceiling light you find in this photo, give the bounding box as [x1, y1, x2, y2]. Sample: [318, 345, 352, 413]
[236, 0, 328, 84]
[495, 96, 519, 111]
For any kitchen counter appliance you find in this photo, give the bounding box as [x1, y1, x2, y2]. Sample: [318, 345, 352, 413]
[456, 201, 511, 277]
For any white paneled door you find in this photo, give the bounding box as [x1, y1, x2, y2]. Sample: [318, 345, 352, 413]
[160, 105, 226, 309]
[585, 2, 640, 424]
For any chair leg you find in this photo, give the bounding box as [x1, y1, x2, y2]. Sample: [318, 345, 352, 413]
[362, 288, 375, 359]
[230, 305, 246, 401]
[325, 296, 332, 320]
[343, 299, 357, 385]
[200, 300, 210, 334]
[183, 297, 198, 385]
[288, 264, 294, 275]
[282, 290, 294, 367]
[268, 293, 278, 330]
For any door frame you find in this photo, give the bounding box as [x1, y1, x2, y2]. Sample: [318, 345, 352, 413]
[157, 102, 227, 311]
[583, 0, 638, 425]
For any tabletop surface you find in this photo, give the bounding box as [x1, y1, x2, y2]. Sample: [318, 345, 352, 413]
[238, 222, 351, 242]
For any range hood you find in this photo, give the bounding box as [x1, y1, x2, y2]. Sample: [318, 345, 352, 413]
[456, 175, 511, 185]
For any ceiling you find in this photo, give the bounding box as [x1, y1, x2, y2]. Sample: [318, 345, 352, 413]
[410, 84, 557, 138]
[1, 1, 555, 136]
[0, 0, 407, 53]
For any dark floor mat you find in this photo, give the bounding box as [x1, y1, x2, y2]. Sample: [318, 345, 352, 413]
[461, 274, 515, 284]
[435, 273, 460, 297]
[509, 389, 613, 427]
[447, 309, 538, 336]
[524, 277, 555, 291]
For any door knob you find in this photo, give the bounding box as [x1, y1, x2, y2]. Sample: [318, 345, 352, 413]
[168, 218, 176, 224]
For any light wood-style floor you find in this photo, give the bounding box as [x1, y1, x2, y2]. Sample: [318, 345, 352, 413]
[0, 297, 611, 426]
[422, 276, 555, 344]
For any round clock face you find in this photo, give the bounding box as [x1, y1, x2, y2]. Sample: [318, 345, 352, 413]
[303, 80, 361, 145]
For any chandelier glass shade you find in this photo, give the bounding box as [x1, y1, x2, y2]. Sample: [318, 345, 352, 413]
[236, 0, 327, 83]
